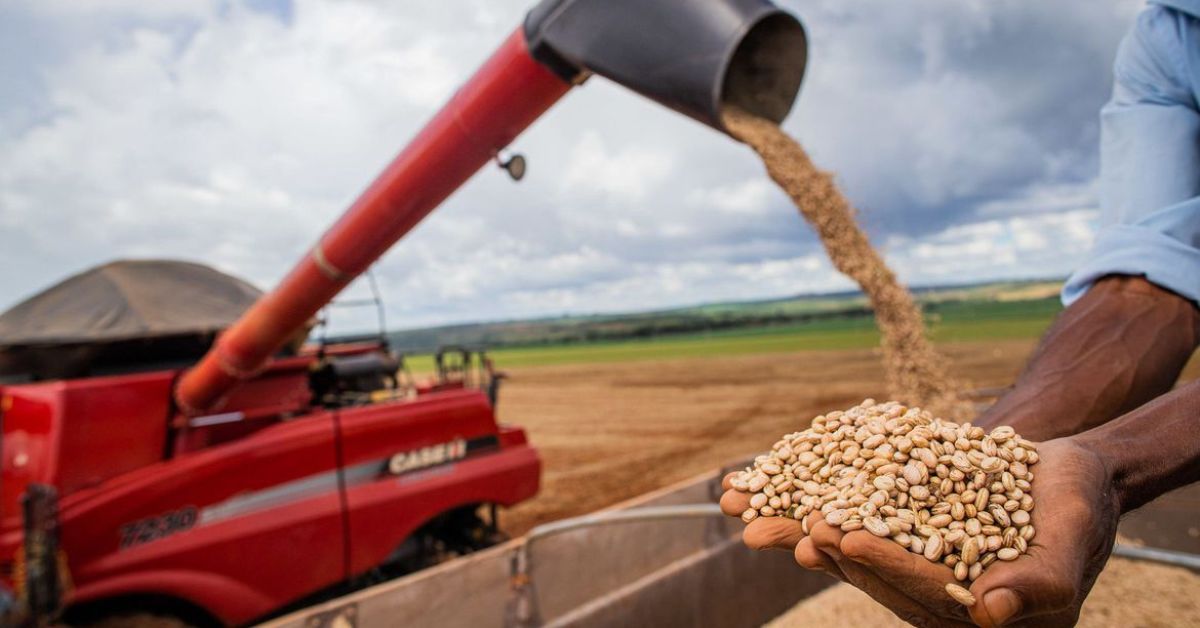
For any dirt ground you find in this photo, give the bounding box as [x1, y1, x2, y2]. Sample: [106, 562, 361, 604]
[767, 555, 1200, 628]
[499, 337, 1199, 534]
[496, 338, 1044, 535]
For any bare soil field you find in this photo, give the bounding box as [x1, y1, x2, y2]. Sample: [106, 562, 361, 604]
[497, 338, 1042, 535]
[500, 339, 1200, 534]
[768, 555, 1200, 628]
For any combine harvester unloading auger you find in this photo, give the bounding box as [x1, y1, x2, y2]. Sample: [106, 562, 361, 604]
[174, 0, 810, 416]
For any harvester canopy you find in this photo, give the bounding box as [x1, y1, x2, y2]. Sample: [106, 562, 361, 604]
[0, 260, 262, 381]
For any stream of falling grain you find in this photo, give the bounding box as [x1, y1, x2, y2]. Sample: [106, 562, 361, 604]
[723, 107, 967, 417]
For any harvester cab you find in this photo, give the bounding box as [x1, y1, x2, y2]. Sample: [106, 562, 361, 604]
[1, 0, 807, 625]
[308, 349, 401, 407]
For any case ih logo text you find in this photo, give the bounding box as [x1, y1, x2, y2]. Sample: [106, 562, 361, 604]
[388, 438, 467, 475]
[119, 506, 198, 550]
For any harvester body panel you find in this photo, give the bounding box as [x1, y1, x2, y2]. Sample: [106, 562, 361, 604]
[337, 391, 541, 575]
[56, 401, 346, 623]
[0, 357, 538, 625]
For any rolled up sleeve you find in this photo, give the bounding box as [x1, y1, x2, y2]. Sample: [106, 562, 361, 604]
[1063, 6, 1200, 306]
[1062, 200, 1200, 305]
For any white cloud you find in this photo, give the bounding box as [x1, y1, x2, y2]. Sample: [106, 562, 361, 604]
[687, 179, 775, 215]
[561, 131, 675, 202]
[886, 207, 1100, 284]
[0, 0, 1143, 333]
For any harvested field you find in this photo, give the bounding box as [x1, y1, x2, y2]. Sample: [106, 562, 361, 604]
[497, 338, 1042, 535]
[767, 555, 1200, 628]
[500, 338, 1199, 534]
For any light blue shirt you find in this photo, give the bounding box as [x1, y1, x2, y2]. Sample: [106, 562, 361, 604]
[1062, 3, 1200, 306]
[1152, 0, 1200, 18]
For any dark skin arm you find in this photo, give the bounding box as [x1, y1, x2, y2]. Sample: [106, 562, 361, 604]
[975, 274, 1200, 441]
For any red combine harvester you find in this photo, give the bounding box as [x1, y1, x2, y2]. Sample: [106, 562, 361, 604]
[0, 0, 807, 625]
[0, 261, 533, 627]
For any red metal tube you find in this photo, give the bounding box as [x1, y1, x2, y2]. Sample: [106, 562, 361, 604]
[175, 28, 573, 415]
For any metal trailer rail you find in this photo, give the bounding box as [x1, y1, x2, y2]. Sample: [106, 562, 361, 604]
[511, 500, 1200, 561]
[261, 468, 834, 628]
[507, 504, 728, 627]
[261, 470, 1200, 628]
[504, 503, 1200, 605]
[519, 504, 725, 542]
[510, 503, 1200, 570]
[1111, 544, 1200, 571]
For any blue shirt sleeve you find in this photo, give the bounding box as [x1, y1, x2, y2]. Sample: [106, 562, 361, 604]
[1062, 6, 1200, 307]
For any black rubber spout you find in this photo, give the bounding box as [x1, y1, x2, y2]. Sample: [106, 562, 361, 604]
[525, 0, 808, 133]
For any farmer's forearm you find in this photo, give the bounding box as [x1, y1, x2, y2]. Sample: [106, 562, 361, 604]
[976, 275, 1199, 441]
[1074, 378, 1200, 514]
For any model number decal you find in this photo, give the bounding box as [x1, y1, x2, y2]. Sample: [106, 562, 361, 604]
[119, 506, 197, 550]
[387, 438, 467, 475]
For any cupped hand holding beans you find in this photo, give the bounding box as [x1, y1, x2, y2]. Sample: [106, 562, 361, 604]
[721, 399, 1053, 627]
[825, 439, 1119, 627]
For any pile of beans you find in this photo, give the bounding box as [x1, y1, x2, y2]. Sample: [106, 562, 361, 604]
[730, 399, 1038, 606]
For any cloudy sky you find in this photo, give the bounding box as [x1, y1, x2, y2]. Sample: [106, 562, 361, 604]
[0, 0, 1143, 334]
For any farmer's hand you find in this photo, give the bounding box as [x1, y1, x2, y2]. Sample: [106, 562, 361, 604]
[809, 439, 1118, 627]
[722, 469, 973, 627]
[720, 472, 806, 551]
